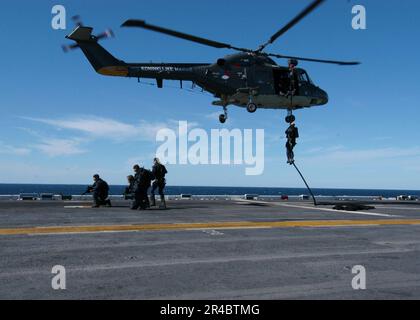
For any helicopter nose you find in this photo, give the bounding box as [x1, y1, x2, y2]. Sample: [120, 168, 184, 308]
[319, 89, 329, 105]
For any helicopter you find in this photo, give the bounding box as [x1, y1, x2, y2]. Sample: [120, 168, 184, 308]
[63, 0, 359, 124]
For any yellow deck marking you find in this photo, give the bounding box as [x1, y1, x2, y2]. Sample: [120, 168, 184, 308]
[1, 219, 420, 236]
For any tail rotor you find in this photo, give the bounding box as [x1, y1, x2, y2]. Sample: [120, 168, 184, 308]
[62, 15, 115, 53]
[71, 15, 83, 27]
[62, 43, 80, 52]
[96, 29, 115, 41]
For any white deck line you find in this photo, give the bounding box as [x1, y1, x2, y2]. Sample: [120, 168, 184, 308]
[274, 202, 400, 218]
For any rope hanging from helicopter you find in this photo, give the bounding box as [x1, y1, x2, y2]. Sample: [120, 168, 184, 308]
[292, 162, 318, 207]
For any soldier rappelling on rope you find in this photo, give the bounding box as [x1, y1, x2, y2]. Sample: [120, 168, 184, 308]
[284, 59, 300, 164]
[285, 122, 299, 165]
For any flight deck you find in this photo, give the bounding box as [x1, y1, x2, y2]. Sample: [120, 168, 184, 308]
[1, 198, 420, 300]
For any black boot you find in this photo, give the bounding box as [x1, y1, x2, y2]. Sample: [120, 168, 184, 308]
[150, 195, 156, 207]
[159, 195, 167, 209]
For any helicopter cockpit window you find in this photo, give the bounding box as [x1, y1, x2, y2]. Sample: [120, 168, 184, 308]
[298, 71, 313, 84]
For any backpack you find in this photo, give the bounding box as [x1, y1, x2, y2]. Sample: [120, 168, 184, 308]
[286, 126, 299, 140]
[154, 164, 168, 180]
[158, 165, 168, 178]
[142, 169, 154, 186]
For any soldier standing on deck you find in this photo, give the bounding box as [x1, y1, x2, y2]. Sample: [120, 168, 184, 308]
[151, 158, 168, 209]
[124, 175, 135, 200]
[132, 165, 153, 210]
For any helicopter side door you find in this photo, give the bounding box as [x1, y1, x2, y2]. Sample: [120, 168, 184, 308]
[273, 68, 301, 96]
[247, 65, 275, 95]
[273, 68, 290, 95]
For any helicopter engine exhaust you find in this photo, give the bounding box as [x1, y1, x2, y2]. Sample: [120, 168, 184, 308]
[217, 59, 226, 67]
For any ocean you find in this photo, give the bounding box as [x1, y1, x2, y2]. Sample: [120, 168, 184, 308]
[0, 184, 418, 198]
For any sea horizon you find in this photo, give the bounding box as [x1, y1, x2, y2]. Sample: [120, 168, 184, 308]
[0, 183, 419, 198]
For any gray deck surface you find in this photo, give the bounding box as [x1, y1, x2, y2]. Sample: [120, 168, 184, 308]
[1, 199, 420, 300]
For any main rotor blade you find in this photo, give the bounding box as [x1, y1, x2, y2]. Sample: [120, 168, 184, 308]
[258, 0, 325, 52]
[122, 19, 251, 52]
[267, 53, 360, 65]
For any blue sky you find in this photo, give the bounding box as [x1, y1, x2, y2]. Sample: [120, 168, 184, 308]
[0, 0, 419, 189]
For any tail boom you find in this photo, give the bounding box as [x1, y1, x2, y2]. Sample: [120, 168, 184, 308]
[65, 26, 210, 80]
[66, 26, 127, 76]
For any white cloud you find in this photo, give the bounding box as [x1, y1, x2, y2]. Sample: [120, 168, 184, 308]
[0, 142, 31, 156]
[168, 119, 200, 129]
[33, 138, 86, 157]
[205, 112, 223, 121]
[20, 116, 206, 158]
[302, 145, 345, 155]
[371, 136, 393, 142]
[23, 116, 194, 142]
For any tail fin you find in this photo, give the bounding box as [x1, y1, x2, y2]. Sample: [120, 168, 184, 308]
[66, 26, 128, 76]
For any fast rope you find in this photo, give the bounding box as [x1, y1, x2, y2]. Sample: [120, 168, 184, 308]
[292, 162, 318, 207]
